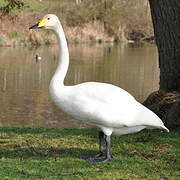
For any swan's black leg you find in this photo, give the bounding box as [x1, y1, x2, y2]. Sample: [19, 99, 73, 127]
[105, 135, 112, 160]
[80, 131, 106, 159]
[88, 135, 112, 163]
[95, 131, 106, 158]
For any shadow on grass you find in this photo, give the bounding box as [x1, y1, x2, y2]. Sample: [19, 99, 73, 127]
[0, 126, 179, 162]
[0, 126, 99, 160]
[0, 146, 97, 160]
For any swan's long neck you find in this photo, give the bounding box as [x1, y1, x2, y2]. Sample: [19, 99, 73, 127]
[50, 23, 69, 87]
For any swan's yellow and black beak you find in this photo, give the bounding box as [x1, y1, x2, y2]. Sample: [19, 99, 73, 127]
[29, 18, 47, 29]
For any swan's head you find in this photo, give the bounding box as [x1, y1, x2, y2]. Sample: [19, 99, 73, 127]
[29, 14, 60, 30]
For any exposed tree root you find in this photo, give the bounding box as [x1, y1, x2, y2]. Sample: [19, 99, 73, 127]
[143, 91, 180, 130]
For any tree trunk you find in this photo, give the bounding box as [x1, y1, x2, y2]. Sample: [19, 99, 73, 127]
[149, 0, 180, 92]
[144, 0, 180, 129]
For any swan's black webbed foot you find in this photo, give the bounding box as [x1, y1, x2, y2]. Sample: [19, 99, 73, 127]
[80, 152, 112, 163]
[79, 152, 105, 159]
[81, 131, 113, 163]
[88, 156, 112, 163]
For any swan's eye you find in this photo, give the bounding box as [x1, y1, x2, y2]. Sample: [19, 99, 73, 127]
[47, 17, 50, 20]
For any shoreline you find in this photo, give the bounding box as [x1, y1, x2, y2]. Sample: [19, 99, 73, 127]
[0, 12, 154, 47]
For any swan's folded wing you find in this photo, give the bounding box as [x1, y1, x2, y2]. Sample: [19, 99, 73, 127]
[63, 82, 167, 130]
[63, 82, 139, 126]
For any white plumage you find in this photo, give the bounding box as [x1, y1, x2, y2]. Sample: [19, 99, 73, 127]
[50, 82, 168, 135]
[30, 14, 169, 162]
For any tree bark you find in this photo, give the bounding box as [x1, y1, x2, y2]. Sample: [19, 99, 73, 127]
[149, 0, 180, 92]
[144, 0, 180, 129]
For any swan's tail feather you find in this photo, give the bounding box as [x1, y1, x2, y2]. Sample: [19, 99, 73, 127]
[161, 125, 169, 132]
[138, 104, 169, 133]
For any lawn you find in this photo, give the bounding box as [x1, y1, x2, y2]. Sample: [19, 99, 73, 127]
[0, 126, 179, 179]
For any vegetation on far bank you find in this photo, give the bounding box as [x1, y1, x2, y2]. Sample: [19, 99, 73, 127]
[0, 0, 154, 46]
[0, 126, 179, 179]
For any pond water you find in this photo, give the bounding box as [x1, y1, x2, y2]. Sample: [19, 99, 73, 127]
[0, 43, 159, 127]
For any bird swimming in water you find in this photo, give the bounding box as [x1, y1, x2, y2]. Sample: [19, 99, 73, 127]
[30, 14, 169, 163]
[35, 54, 42, 62]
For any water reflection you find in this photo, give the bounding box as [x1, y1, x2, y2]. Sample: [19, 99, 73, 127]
[0, 43, 159, 127]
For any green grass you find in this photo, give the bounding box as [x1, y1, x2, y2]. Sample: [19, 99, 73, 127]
[0, 0, 68, 13]
[0, 126, 179, 179]
[11, 31, 21, 38]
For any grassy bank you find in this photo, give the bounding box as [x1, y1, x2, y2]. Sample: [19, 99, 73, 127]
[0, 126, 179, 179]
[0, 0, 153, 46]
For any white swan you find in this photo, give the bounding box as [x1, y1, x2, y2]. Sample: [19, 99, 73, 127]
[30, 14, 169, 163]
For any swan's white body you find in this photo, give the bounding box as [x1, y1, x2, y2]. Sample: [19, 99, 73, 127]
[39, 14, 169, 136]
[30, 14, 169, 162]
[50, 82, 168, 135]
